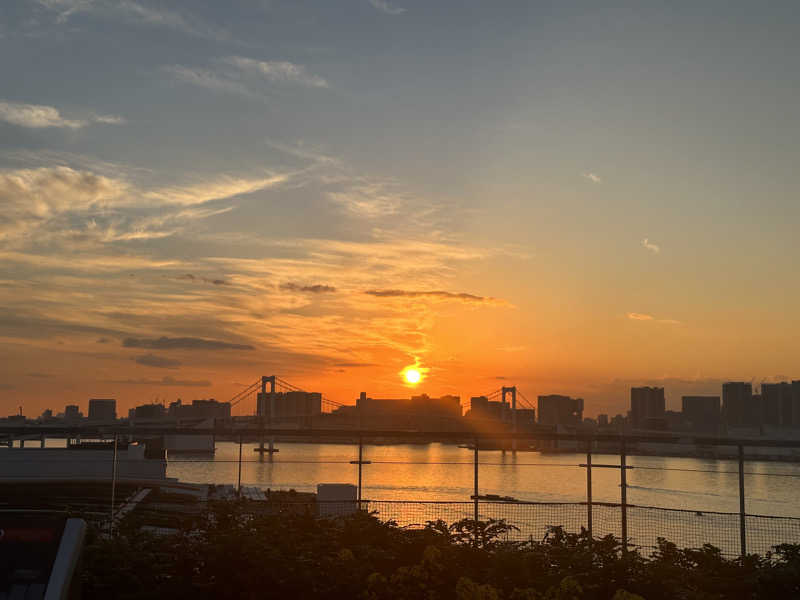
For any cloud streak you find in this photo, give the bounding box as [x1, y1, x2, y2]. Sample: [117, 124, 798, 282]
[162, 65, 253, 97]
[0, 165, 290, 247]
[642, 238, 660, 253]
[225, 56, 328, 88]
[368, 0, 406, 15]
[581, 172, 602, 184]
[133, 353, 182, 368]
[165, 57, 329, 99]
[627, 312, 680, 324]
[365, 289, 508, 305]
[143, 173, 288, 206]
[105, 375, 211, 387]
[176, 274, 228, 286]
[627, 312, 654, 321]
[0, 100, 124, 129]
[122, 336, 255, 350]
[281, 283, 336, 293]
[39, 0, 229, 41]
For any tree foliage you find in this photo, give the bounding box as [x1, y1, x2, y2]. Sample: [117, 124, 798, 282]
[80, 506, 800, 599]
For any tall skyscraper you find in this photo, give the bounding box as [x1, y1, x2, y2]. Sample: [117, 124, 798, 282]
[537, 395, 583, 426]
[793, 381, 800, 428]
[88, 398, 116, 422]
[722, 382, 754, 427]
[681, 396, 721, 432]
[761, 382, 799, 427]
[630, 387, 665, 429]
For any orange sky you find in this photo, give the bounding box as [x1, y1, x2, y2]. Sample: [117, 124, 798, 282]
[2, 1, 800, 418]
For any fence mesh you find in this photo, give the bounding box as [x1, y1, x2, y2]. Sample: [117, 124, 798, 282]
[363, 500, 800, 556]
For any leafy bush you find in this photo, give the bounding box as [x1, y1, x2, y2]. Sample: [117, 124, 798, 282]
[80, 506, 800, 599]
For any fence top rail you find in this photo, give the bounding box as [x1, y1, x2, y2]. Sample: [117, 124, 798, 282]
[2, 425, 800, 449]
[6, 499, 800, 524]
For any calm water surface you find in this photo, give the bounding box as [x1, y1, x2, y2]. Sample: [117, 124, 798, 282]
[166, 442, 800, 517]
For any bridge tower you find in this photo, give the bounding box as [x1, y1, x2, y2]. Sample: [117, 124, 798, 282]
[501, 386, 517, 451]
[255, 375, 279, 454]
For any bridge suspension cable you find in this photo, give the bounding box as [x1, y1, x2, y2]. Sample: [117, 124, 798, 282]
[229, 379, 262, 408]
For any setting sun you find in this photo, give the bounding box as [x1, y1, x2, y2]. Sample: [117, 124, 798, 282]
[404, 368, 421, 384]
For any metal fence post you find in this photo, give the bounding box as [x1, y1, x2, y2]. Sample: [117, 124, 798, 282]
[473, 438, 479, 526]
[237, 434, 243, 496]
[358, 436, 363, 508]
[110, 434, 118, 535]
[620, 437, 628, 552]
[586, 444, 593, 540]
[349, 434, 372, 509]
[738, 444, 747, 557]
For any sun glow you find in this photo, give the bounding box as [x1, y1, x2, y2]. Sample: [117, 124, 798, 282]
[404, 368, 421, 384]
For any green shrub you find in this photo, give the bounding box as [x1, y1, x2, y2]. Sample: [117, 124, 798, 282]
[81, 506, 800, 600]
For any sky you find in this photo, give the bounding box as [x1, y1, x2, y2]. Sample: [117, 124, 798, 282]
[1, 0, 799, 418]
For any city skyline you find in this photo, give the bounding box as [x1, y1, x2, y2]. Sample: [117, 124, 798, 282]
[2, 1, 800, 418]
[14, 377, 800, 424]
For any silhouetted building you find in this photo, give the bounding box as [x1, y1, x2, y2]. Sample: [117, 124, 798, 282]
[516, 408, 536, 428]
[662, 410, 682, 431]
[723, 382, 754, 427]
[761, 382, 796, 427]
[351, 392, 462, 430]
[256, 391, 322, 422]
[468, 396, 510, 423]
[630, 387, 665, 429]
[794, 381, 800, 428]
[168, 399, 231, 420]
[681, 396, 721, 432]
[465, 396, 535, 432]
[537, 395, 583, 426]
[88, 398, 116, 422]
[64, 405, 82, 423]
[597, 414, 609, 427]
[133, 403, 167, 420]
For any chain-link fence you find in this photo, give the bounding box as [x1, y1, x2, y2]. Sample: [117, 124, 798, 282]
[362, 500, 800, 556]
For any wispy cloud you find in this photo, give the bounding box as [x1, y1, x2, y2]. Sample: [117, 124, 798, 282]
[365, 289, 509, 306]
[328, 181, 405, 218]
[0, 167, 128, 244]
[175, 274, 229, 286]
[122, 336, 254, 350]
[368, 0, 406, 15]
[0, 165, 284, 247]
[133, 353, 181, 368]
[165, 57, 329, 98]
[91, 114, 126, 125]
[162, 65, 252, 97]
[642, 237, 660, 253]
[38, 0, 229, 41]
[143, 173, 289, 206]
[104, 375, 211, 387]
[627, 312, 654, 321]
[0, 100, 124, 129]
[581, 172, 602, 184]
[225, 56, 328, 88]
[281, 283, 337, 293]
[627, 312, 680, 324]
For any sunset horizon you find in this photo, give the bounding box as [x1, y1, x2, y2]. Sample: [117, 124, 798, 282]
[2, 1, 799, 420]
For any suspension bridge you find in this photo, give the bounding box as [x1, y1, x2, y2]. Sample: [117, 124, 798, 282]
[224, 375, 538, 452]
